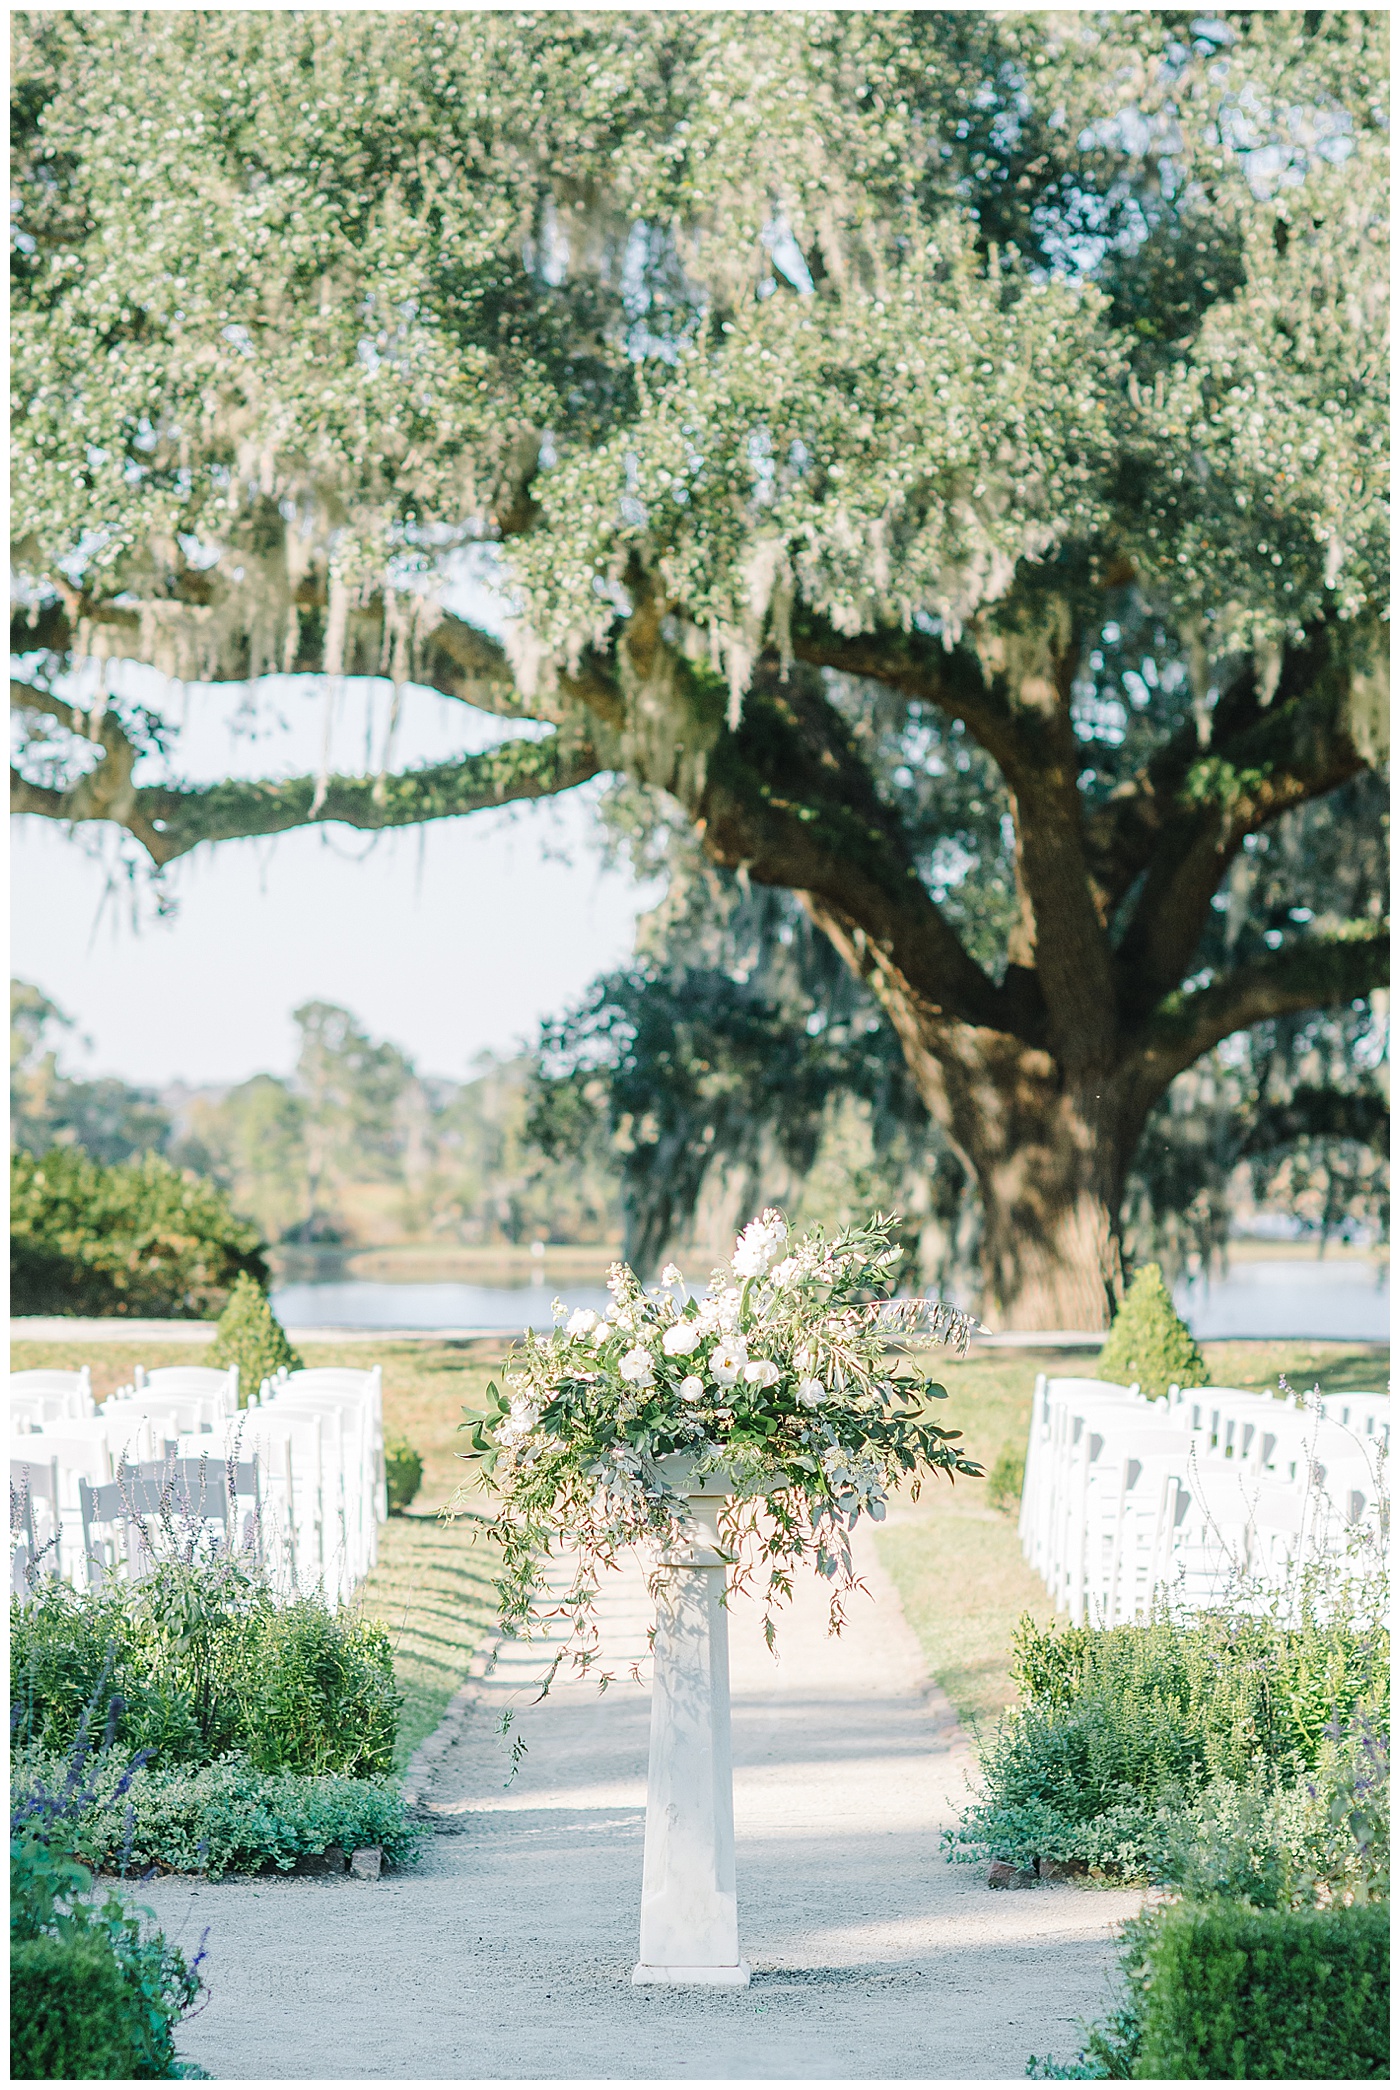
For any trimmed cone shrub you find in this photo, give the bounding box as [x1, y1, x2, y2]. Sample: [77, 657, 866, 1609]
[10, 1147, 268, 1318]
[1135, 1900, 1389, 2080]
[208, 1271, 302, 1400]
[385, 1437, 424, 1513]
[1096, 1262, 1205, 1399]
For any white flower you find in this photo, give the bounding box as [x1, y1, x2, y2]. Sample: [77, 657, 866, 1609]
[662, 1319, 702, 1357]
[696, 1286, 742, 1335]
[679, 1375, 705, 1402]
[660, 1263, 683, 1287]
[743, 1358, 780, 1388]
[589, 1318, 611, 1348]
[769, 1257, 801, 1288]
[567, 1307, 600, 1339]
[497, 1395, 541, 1448]
[619, 1344, 656, 1388]
[709, 1337, 749, 1387]
[618, 1337, 660, 1387]
[797, 1377, 826, 1408]
[732, 1209, 788, 1279]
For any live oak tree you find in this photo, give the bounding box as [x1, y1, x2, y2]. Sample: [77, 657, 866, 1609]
[11, 12, 1388, 1326]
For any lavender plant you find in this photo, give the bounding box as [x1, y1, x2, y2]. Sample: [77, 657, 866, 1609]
[457, 1210, 978, 1685]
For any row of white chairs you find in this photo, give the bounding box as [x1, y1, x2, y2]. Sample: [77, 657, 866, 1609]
[1018, 1376, 1388, 1628]
[9, 1364, 386, 1606]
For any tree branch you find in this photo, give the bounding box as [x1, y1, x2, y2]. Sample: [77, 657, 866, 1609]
[1124, 929, 1389, 1109]
[1100, 626, 1371, 1021]
[696, 665, 1009, 1034]
[10, 588, 623, 732]
[11, 710, 607, 866]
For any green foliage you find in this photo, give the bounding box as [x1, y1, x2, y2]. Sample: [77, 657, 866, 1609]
[11, 1751, 423, 1882]
[11, 1564, 400, 1777]
[986, 1448, 1026, 1517]
[10, 1146, 268, 1318]
[208, 1272, 302, 1399]
[949, 1603, 1389, 1875]
[384, 1438, 423, 1515]
[1136, 1900, 1389, 2081]
[11, 1824, 205, 2080]
[1028, 1900, 1390, 2083]
[1096, 1264, 1206, 1399]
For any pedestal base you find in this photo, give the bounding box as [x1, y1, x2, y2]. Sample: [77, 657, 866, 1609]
[631, 1960, 752, 1988]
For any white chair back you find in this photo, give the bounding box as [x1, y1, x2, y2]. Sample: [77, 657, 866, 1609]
[133, 1364, 240, 1414]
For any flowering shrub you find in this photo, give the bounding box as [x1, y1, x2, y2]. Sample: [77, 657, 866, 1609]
[458, 1211, 978, 1682]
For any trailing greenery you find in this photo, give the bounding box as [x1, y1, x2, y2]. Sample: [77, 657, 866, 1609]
[10, 1146, 268, 1318]
[1095, 1263, 1205, 1400]
[11, 1744, 206, 2079]
[384, 1437, 424, 1514]
[208, 1272, 302, 1401]
[11, 1560, 400, 1777]
[11, 1749, 424, 1882]
[949, 1601, 1389, 1876]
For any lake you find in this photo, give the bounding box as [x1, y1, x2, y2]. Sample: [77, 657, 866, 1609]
[269, 1256, 1390, 1342]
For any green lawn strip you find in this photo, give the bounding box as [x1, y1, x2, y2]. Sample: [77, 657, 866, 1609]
[356, 1510, 499, 1774]
[875, 1340, 1388, 1732]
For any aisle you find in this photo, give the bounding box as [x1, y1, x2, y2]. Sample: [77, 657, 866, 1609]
[139, 1534, 1142, 2080]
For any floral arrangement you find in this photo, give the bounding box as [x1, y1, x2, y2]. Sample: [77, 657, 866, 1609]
[457, 1211, 980, 1688]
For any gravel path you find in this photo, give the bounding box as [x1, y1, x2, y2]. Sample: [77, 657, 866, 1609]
[139, 1531, 1141, 2080]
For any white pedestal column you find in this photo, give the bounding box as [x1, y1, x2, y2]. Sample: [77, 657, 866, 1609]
[632, 1487, 750, 1987]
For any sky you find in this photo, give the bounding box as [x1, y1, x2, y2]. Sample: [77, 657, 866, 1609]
[12, 789, 653, 1091]
[11, 572, 660, 1088]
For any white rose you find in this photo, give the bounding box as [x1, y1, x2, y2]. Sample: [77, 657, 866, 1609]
[732, 1209, 788, 1279]
[709, 1337, 749, 1387]
[743, 1358, 780, 1388]
[662, 1319, 702, 1357]
[679, 1375, 705, 1402]
[567, 1307, 600, 1339]
[497, 1395, 541, 1447]
[589, 1319, 611, 1347]
[619, 1344, 656, 1388]
[797, 1378, 826, 1408]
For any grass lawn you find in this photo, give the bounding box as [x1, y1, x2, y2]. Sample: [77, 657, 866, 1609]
[875, 1338, 1389, 1738]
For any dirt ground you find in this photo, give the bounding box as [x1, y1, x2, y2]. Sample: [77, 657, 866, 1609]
[136, 1531, 1142, 2081]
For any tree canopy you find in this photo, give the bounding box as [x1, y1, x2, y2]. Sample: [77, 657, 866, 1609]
[11, 10, 1388, 1325]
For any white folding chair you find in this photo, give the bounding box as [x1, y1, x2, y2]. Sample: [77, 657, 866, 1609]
[133, 1364, 240, 1415]
[9, 1368, 96, 1427]
[10, 1453, 65, 1587]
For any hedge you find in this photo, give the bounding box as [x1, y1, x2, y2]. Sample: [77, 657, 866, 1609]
[1135, 1900, 1389, 2080]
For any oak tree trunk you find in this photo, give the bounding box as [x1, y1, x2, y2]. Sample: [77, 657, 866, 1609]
[879, 1006, 1128, 1333]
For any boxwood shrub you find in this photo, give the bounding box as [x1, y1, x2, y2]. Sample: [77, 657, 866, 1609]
[11, 1820, 205, 2079]
[1134, 1899, 1389, 2080]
